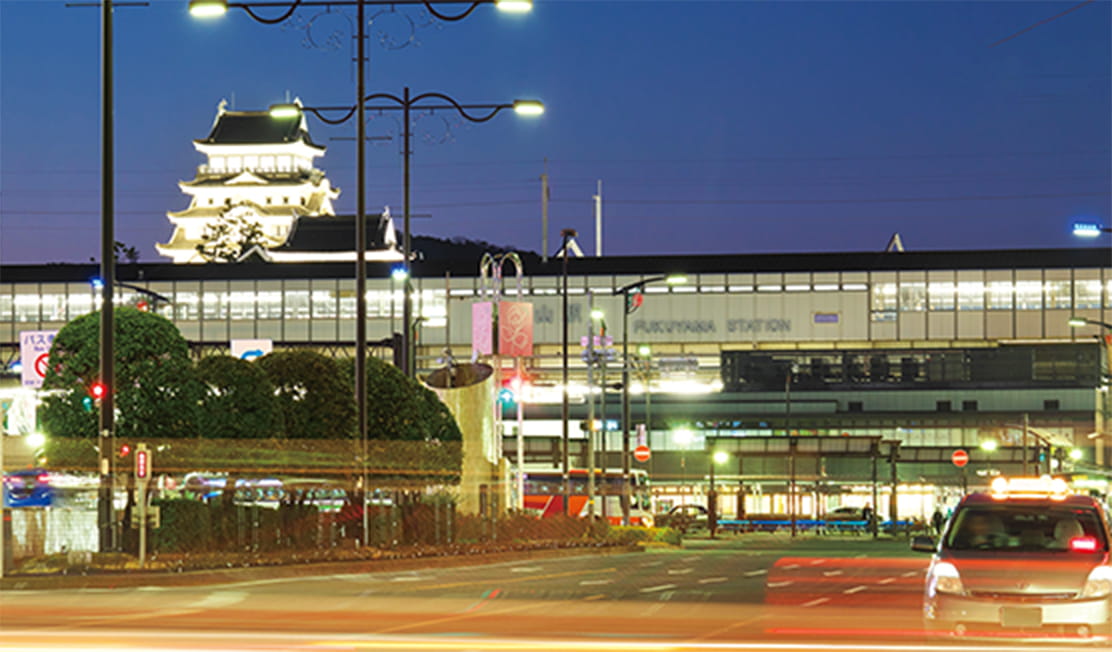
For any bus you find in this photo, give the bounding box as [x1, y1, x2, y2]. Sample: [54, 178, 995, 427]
[182, 473, 356, 512]
[522, 468, 654, 527]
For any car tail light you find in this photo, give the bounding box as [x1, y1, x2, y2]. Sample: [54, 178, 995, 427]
[1080, 565, 1112, 599]
[1070, 536, 1099, 553]
[36, 474, 49, 484]
[929, 561, 965, 596]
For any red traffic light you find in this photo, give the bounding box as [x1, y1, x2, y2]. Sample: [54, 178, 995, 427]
[119, 444, 132, 457]
[90, 381, 107, 400]
[135, 450, 149, 479]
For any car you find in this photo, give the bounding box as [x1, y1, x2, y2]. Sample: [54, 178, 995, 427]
[825, 506, 865, 521]
[911, 476, 1112, 642]
[661, 504, 710, 533]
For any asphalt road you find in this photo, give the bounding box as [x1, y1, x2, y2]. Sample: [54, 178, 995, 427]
[0, 534, 1094, 651]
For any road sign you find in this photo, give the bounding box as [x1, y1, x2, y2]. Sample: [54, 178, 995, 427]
[633, 445, 651, 463]
[18, 330, 57, 388]
[952, 449, 969, 468]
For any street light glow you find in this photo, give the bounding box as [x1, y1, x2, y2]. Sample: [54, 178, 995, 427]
[590, 308, 605, 321]
[188, 0, 228, 18]
[1072, 222, 1105, 238]
[26, 432, 46, 450]
[674, 428, 694, 446]
[268, 103, 302, 119]
[495, 0, 533, 12]
[1068, 317, 1090, 328]
[980, 439, 998, 452]
[713, 450, 729, 465]
[512, 100, 545, 116]
[1069, 448, 1083, 461]
[638, 344, 652, 357]
[666, 275, 687, 285]
[391, 266, 409, 282]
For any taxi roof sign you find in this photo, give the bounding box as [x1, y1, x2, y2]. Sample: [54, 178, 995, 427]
[990, 475, 1070, 500]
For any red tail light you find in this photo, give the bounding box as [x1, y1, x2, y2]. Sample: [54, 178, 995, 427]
[1070, 536, 1099, 552]
[36, 474, 49, 484]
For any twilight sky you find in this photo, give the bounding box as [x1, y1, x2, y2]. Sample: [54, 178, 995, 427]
[1, 0, 1109, 264]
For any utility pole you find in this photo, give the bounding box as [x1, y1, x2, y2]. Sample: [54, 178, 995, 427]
[541, 159, 549, 263]
[593, 180, 602, 257]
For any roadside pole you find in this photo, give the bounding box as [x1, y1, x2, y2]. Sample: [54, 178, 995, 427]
[135, 443, 150, 568]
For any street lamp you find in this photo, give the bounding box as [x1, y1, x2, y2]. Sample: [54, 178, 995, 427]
[709, 450, 728, 538]
[193, 0, 532, 548]
[980, 439, 999, 453]
[1069, 317, 1112, 330]
[1072, 222, 1112, 238]
[614, 274, 684, 525]
[270, 92, 543, 379]
[560, 228, 577, 515]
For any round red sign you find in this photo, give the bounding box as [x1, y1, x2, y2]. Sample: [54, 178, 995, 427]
[952, 449, 969, 468]
[633, 445, 651, 463]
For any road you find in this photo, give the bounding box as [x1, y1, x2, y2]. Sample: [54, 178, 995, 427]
[0, 534, 1092, 651]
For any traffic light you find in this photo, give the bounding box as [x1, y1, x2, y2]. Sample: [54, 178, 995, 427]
[81, 396, 94, 413]
[118, 443, 132, 458]
[498, 387, 516, 406]
[89, 381, 107, 401]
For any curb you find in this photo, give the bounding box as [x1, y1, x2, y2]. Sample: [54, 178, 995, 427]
[0, 544, 640, 591]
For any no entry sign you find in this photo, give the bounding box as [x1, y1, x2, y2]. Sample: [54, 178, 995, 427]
[633, 445, 651, 463]
[952, 449, 969, 468]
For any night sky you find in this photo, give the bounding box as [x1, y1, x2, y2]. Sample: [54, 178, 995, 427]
[1, 0, 1109, 264]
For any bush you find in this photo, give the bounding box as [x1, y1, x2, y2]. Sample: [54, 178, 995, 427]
[605, 526, 682, 546]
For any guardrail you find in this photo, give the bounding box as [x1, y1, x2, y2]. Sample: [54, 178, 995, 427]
[715, 519, 914, 534]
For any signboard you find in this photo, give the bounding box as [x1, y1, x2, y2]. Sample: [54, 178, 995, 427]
[230, 339, 272, 361]
[952, 449, 969, 468]
[633, 445, 651, 463]
[19, 330, 58, 388]
[472, 301, 534, 357]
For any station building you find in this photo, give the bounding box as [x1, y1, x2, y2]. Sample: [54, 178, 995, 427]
[1, 246, 1109, 521]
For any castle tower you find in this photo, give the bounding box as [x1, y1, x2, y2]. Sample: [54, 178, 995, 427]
[156, 99, 341, 263]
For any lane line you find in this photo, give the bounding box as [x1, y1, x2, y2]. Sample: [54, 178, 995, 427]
[767, 581, 793, 588]
[640, 583, 678, 593]
[810, 559, 827, 565]
[843, 585, 868, 595]
[510, 566, 542, 573]
[743, 569, 767, 577]
[389, 576, 424, 582]
[397, 567, 617, 592]
[901, 570, 919, 577]
[878, 577, 897, 585]
[782, 563, 800, 570]
[578, 579, 613, 586]
[582, 593, 607, 601]
[668, 568, 694, 575]
[822, 570, 843, 577]
[802, 597, 830, 607]
[698, 577, 728, 584]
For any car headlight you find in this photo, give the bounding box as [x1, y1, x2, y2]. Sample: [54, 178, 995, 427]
[928, 561, 964, 597]
[1080, 565, 1112, 599]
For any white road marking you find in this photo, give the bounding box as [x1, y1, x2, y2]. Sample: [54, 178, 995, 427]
[668, 568, 694, 575]
[640, 561, 663, 567]
[767, 581, 793, 588]
[802, 597, 830, 607]
[901, 570, 919, 577]
[640, 583, 678, 593]
[699, 577, 728, 584]
[783, 564, 800, 570]
[878, 577, 897, 585]
[389, 576, 424, 582]
[810, 559, 827, 565]
[822, 570, 843, 577]
[681, 556, 699, 562]
[743, 569, 767, 577]
[189, 591, 247, 609]
[578, 579, 613, 586]
[843, 585, 868, 595]
[510, 566, 542, 573]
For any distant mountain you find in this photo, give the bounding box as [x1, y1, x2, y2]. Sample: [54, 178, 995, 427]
[411, 235, 542, 265]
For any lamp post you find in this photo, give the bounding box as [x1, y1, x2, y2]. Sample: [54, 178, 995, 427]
[271, 93, 543, 380]
[560, 228, 576, 515]
[709, 450, 728, 538]
[192, 0, 532, 548]
[1072, 222, 1112, 238]
[614, 275, 684, 525]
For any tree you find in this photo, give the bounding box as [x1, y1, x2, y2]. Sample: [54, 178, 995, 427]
[347, 356, 463, 442]
[256, 350, 355, 439]
[40, 307, 203, 440]
[196, 355, 284, 439]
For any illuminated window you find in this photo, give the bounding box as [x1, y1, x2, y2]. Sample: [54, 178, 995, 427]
[202, 291, 227, 320]
[871, 283, 897, 311]
[1044, 280, 1071, 309]
[957, 282, 983, 310]
[257, 292, 283, 319]
[284, 291, 310, 320]
[67, 292, 93, 319]
[14, 294, 39, 323]
[987, 281, 1013, 310]
[1074, 280, 1101, 309]
[311, 290, 337, 319]
[899, 282, 926, 311]
[175, 291, 199, 320]
[928, 282, 955, 311]
[229, 292, 255, 320]
[1015, 281, 1042, 310]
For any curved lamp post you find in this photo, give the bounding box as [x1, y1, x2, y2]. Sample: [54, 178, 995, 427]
[270, 92, 543, 380]
[1072, 222, 1112, 238]
[194, 0, 532, 546]
[613, 274, 684, 525]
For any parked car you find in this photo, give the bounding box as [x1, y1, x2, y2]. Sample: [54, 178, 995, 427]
[661, 504, 710, 533]
[825, 506, 866, 521]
